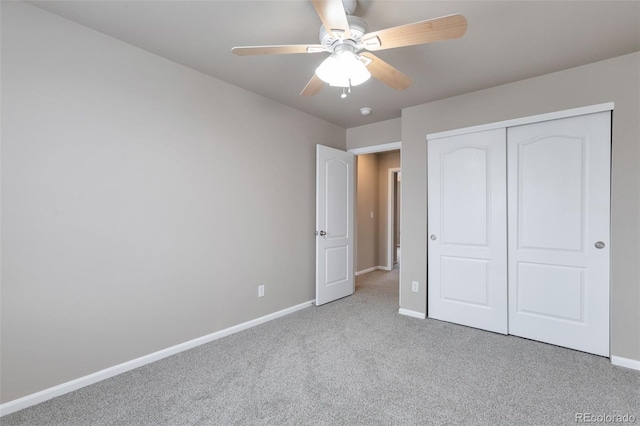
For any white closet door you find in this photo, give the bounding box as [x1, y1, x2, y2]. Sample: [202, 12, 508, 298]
[507, 112, 611, 356]
[428, 129, 508, 334]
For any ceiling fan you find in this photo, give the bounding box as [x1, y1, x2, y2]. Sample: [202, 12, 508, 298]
[231, 0, 467, 98]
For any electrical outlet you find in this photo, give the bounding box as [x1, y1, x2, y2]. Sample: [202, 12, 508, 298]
[412, 281, 419, 292]
[258, 285, 265, 298]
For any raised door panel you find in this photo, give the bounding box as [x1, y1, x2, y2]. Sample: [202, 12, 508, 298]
[441, 147, 488, 246]
[325, 159, 349, 239]
[517, 135, 584, 252]
[516, 262, 585, 322]
[440, 256, 489, 306]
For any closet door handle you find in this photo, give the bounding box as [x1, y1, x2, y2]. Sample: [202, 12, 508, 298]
[595, 241, 605, 249]
[430, 235, 437, 241]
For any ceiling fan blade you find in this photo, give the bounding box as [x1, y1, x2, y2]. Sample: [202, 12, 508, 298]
[361, 52, 413, 91]
[232, 45, 325, 56]
[300, 74, 324, 96]
[311, 0, 351, 39]
[361, 14, 467, 51]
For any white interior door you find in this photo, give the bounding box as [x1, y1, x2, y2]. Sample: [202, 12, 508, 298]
[428, 129, 508, 334]
[507, 112, 611, 356]
[316, 145, 355, 306]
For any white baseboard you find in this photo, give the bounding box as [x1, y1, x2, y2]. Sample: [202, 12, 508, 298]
[355, 266, 379, 276]
[0, 300, 314, 417]
[611, 355, 640, 371]
[398, 308, 426, 319]
[355, 266, 393, 276]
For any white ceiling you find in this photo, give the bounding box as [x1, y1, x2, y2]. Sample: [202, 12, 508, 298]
[29, 0, 640, 129]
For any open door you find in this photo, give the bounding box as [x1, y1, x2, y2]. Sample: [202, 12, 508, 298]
[316, 145, 355, 306]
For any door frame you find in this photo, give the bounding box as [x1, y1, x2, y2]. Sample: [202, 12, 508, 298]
[349, 141, 402, 301]
[425, 102, 614, 355]
[387, 167, 401, 271]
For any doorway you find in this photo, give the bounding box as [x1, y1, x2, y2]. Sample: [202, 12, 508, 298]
[388, 168, 401, 270]
[349, 142, 401, 303]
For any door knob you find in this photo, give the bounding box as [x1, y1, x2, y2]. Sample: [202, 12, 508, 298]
[595, 241, 605, 249]
[319, 230, 327, 236]
[430, 235, 437, 241]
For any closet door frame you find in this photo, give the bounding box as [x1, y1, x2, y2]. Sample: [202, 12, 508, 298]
[426, 103, 613, 357]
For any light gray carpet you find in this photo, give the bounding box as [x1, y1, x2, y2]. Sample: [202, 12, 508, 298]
[3, 268, 639, 425]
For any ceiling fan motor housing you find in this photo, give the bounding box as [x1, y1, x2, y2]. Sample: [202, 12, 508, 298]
[319, 15, 369, 52]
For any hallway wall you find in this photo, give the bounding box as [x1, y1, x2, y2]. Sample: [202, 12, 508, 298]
[356, 151, 400, 273]
[356, 154, 379, 271]
[377, 151, 401, 268]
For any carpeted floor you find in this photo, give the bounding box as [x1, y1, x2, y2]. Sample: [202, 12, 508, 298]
[3, 268, 639, 425]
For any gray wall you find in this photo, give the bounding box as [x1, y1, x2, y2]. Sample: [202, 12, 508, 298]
[356, 154, 379, 272]
[1, 2, 345, 403]
[400, 52, 640, 361]
[347, 118, 401, 149]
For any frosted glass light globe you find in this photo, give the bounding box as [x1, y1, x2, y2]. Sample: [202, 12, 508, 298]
[315, 51, 371, 88]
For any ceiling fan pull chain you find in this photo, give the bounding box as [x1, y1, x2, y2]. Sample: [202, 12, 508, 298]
[340, 80, 353, 99]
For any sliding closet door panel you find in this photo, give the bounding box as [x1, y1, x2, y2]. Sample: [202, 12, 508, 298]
[507, 112, 610, 356]
[428, 129, 507, 334]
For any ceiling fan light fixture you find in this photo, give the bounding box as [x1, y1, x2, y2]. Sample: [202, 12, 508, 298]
[315, 50, 371, 88]
[234, 0, 468, 98]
